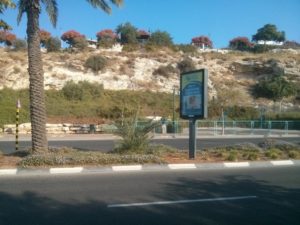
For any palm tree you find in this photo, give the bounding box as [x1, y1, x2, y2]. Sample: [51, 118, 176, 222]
[17, 0, 123, 153]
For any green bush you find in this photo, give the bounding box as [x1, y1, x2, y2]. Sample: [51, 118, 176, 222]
[175, 44, 197, 53]
[12, 39, 27, 51]
[45, 37, 61, 52]
[72, 37, 88, 50]
[122, 44, 140, 52]
[152, 64, 178, 78]
[148, 30, 173, 47]
[251, 44, 275, 53]
[84, 55, 107, 72]
[62, 81, 103, 101]
[177, 58, 196, 73]
[113, 112, 159, 154]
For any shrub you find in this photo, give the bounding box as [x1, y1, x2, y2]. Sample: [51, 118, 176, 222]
[153, 64, 178, 78]
[84, 55, 107, 72]
[253, 75, 296, 102]
[45, 37, 61, 52]
[12, 38, 27, 51]
[62, 81, 103, 101]
[227, 105, 259, 120]
[122, 44, 140, 52]
[148, 30, 173, 47]
[175, 44, 197, 53]
[191, 36, 213, 48]
[113, 112, 159, 154]
[251, 44, 275, 53]
[177, 58, 196, 73]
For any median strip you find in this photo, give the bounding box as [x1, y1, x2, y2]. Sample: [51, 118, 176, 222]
[270, 160, 294, 166]
[168, 164, 197, 170]
[112, 165, 142, 171]
[0, 169, 17, 175]
[224, 162, 250, 168]
[49, 167, 83, 174]
[107, 195, 258, 208]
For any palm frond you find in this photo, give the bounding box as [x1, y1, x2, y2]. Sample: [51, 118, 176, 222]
[41, 0, 58, 27]
[86, 0, 123, 14]
[86, 0, 111, 13]
[16, 0, 26, 25]
[110, 0, 123, 7]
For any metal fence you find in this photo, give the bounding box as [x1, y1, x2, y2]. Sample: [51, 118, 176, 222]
[151, 120, 300, 136]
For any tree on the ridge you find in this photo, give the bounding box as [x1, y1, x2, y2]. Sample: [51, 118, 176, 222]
[16, 0, 123, 153]
[148, 30, 173, 47]
[252, 24, 285, 42]
[116, 22, 138, 44]
[229, 37, 252, 51]
[39, 29, 51, 47]
[191, 36, 212, 48]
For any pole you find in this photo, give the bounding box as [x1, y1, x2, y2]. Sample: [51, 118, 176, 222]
[222, 108, 225, 135]
[172, 87, 175, 136]
[15, 99, 21, 151]
[189, 119, 196, 159]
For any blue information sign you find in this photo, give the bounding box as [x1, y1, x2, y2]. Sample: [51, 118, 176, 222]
[180, 69, 208, 119]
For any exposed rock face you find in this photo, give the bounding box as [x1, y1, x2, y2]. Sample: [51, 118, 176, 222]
[0, 48, 299, 107]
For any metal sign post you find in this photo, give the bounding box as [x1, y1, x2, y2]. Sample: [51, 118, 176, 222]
[180, 69, 208, 159]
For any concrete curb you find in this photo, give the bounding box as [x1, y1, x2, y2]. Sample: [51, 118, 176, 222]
[0, 160, 299, 176]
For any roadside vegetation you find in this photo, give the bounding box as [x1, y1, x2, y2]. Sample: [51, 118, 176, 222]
[1, 138, 299, 168]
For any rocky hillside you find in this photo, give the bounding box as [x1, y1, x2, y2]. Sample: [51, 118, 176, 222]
[1, 47, 299, 108]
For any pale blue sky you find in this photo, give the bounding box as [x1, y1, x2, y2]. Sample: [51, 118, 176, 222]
[2, 0, 300, 48]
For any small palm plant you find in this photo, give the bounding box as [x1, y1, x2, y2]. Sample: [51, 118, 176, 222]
[113, 111, 159, 154]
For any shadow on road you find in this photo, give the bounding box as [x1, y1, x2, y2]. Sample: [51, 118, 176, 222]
[1, 174, 300, 225]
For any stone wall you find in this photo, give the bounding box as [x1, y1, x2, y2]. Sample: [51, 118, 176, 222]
[1, 123, 117, 134]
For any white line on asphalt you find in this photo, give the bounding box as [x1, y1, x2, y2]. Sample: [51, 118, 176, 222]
[112, 165, 142, 171]
[107, 195, 257, 208]
[0, 169, 17, 175]
[168, 164, 197, 170]
[49, 167, 83, 174]
[270, 160, 294, 166]
[224, 162, 250, 168]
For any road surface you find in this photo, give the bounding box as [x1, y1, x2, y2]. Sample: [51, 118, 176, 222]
[0, 166, 300, 225]
[0, 135, 299, 153]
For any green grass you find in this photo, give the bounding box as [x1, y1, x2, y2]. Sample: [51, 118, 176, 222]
[0, 85, 176, 126]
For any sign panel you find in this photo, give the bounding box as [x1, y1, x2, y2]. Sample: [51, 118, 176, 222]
[180, 69, 208, 119]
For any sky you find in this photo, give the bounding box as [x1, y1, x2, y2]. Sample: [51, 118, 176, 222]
[1, 0, 300, 48]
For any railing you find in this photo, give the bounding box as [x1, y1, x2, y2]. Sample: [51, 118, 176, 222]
[150, 120, 300, 136]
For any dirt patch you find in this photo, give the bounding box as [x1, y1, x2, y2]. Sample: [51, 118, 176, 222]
[0, 156, 21, 168]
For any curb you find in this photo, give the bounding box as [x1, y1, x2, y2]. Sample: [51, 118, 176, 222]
[1, 160, 299, 176]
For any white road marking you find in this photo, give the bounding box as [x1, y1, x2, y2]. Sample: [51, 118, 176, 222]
[270, 160, 294, 166]
[0, 169, 17, 175]
[49, 167, 83, 174]
[224, 162, 250, 168]
[168, 164, 197, 170]
[107, 195, 257, 208]
[112, 165, 142, 171]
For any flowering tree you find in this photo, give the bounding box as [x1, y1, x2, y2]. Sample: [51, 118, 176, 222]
[229, 37, 253, 51]
[96, 29, 117, 41]
[61, 30, 85, 47]
[0, 30, 16, 46]
[39, 29, 51, 46]
[191, 36, 213, 48]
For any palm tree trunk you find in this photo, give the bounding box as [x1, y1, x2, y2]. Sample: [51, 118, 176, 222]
[26, 1, 48, 153]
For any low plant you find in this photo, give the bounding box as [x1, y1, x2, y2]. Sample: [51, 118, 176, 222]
[113, 112, 159, 154]
[152, 64, 178, 78]
[177, 58, 196, 73]
[84, 55, 107, 72]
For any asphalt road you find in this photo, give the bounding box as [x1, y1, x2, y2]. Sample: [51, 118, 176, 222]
[0, 136, 299, 153]
[1, 166, 300, 225]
